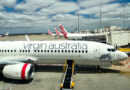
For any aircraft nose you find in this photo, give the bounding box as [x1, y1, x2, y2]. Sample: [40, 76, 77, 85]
[119, 52, 128, 60]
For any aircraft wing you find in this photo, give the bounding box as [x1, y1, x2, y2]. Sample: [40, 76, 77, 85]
[0, 56, 38, 64]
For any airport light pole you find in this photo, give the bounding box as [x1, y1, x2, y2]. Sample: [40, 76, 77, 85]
[99, 0, 102, 29]
[123, 0, 126, 30]
[78, 13, 80, 33]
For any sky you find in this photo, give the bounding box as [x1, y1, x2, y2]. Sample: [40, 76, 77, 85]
[0, 0, 130, 34]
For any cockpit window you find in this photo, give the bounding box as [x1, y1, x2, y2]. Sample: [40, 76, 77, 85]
[111, 49, 116, 52]
[107, 48, 116, 52]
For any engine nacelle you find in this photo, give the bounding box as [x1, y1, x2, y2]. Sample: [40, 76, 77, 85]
[3, 63, 34, 80]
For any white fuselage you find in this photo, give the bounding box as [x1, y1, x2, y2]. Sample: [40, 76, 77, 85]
[66, 33, 96, 40]
[0, 41, 127, 66]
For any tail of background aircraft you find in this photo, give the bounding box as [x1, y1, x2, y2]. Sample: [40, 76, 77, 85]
[59, 24, 68, 33]
[5, 32, 9, 36]
[59, 24, 68, 39]
[55, 28, 61, 36]
[48, 29, 52, 36]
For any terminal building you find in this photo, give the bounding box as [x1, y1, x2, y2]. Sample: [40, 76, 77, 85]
[82, 26, 130, 48]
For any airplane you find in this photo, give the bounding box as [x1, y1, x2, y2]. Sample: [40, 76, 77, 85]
[54, 28, 63, 37]
[0, 32, 9, 37]
[0, 40, 128, 80]
[48, 29, 56, 36]
[59, 24, 96, 40]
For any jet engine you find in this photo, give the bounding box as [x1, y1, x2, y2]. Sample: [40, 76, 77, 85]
[2, 63, 34, 80]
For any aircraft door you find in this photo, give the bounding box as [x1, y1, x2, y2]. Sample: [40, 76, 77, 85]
[93, 46, 100, 59]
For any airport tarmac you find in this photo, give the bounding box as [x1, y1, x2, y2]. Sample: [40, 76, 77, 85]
[0, 34, 130, 90]
[0, 66, 130, 90]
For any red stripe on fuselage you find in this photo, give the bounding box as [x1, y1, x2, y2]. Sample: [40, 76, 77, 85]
[21, 63, 29, 80]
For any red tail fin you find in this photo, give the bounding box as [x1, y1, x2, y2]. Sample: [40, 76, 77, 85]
[59, 24, 67, 39]
[55, 28, 60, 36]
[48, 29, 52, 36]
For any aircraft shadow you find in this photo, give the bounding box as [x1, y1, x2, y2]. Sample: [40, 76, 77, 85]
[35, 65, 120, 73]
[0, 65, 120, 84]
[0, 72, 33, 84]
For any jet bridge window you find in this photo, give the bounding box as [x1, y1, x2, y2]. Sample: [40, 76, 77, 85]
[37, 50, 40, 52]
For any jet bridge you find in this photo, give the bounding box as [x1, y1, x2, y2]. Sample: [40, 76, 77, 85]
[60, 60, 75, 90]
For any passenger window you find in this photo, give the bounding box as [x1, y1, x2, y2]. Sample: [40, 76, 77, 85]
[28, 50, 30, 52]
[55, 50, 56, 53]
[86, 50, 88, 53]
[47, 50, 49, 52]
[58, 50, 60, 53]
[78, 50, 80, 53]
[44, 50, 46, 53]
[38, 50, 40, 52]
[68, 50, 70, 53]
[82, 50, 84, 53]
[65, 50, 67, 53]
[72, 50, 74, 53]
[62, 50, 64, 53]
[75, 50, 77, 53]
[34, 50, 36, 52]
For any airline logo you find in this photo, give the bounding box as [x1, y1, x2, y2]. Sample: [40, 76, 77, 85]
[23, 42, 88, 50]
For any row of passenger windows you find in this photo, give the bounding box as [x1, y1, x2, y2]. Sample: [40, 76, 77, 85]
[34, 50, 88, 53]
[0, 50, 16, 52]
[0, 49, 88, 53]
